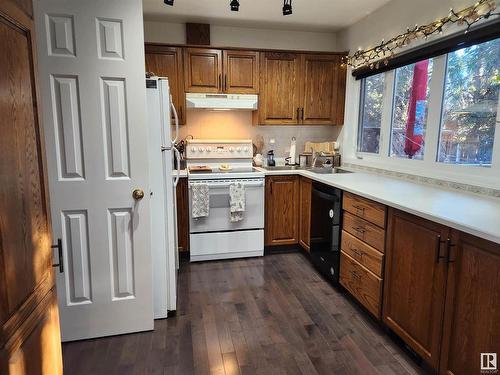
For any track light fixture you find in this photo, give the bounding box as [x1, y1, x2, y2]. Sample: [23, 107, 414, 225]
[230, 0, 240, 11]
[164, 0, 174, 5]
[282, 0, 292, 15]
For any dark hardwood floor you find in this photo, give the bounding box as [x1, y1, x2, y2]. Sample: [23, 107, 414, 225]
[62, 253, 427, 375]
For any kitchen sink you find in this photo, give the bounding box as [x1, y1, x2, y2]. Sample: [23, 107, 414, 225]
[308, 168, 353, 174]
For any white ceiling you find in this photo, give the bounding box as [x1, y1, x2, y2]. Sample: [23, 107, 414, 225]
[142, 0, 393, 32]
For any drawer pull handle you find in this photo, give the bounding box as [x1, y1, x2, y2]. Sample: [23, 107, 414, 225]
[350, 270, 362, 280]
[352, 204, 365, 213]
[435, 234, 447, 264]
[351, 246, 364, 258]
[353, 226, 366, 234]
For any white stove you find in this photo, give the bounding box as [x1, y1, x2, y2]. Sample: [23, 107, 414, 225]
[185, 140, 265, 262]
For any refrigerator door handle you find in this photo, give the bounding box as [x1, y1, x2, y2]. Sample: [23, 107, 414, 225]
[170, 97, 179, 145]
[173, 147, 181, 187]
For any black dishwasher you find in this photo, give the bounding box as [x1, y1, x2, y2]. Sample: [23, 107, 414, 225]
[309, 181, 342, 285]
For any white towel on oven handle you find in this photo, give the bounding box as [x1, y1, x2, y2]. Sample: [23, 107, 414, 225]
[229, 182, 245, 222]
[191, 183, 209, 218]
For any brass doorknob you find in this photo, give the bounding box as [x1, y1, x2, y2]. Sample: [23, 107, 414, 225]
[132, 189, 145, 200]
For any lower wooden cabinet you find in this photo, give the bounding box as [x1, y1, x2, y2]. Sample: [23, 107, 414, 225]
[439, 231, 500, 375]
[383, 208, 450, 370]
[265, 175, 299, 246]
[299, 177, 312, 251]
[176, 178, 189, 252]
[340, 252, 382, 317]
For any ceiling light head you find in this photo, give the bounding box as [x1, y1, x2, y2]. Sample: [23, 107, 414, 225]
[164, 0, 174, 6]
[283, 0, 292, 16]
[230, 0, 240, 11]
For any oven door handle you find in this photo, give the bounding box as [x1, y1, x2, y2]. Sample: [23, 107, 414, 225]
[189, 181, 264, 189]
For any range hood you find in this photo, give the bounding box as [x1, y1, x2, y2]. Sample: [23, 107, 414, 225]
[186, 92, 258, 111]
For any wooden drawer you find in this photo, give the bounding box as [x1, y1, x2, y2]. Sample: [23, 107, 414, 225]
[343, 192, 386, 228]
[340, 252, 382, 317]
[343, 212, 385, 252]
[341, 230, 383, 277]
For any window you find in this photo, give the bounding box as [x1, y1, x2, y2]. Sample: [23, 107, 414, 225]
[358, 73, 385, 153]
[438, 38, 500, 166]
[390, 59, 433, 160]
[354, 35, 500, 185]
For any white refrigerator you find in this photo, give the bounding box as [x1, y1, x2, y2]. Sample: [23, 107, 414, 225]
[146, 77, 180, 319]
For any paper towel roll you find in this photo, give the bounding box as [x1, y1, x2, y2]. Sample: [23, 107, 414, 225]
[289, 138, 296, 165]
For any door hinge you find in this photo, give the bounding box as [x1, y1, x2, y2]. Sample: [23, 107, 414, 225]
[51, 238, 64, 273]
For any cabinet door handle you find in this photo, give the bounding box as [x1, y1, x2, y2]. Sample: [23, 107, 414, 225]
[224, 74, 228, 91]
[446, 238, 456, 264]
[300, 108, 304, 121]
[218, 74, 222, 92]
[435, 234, 447, 264]
[179, 106, 183, 121]
[296, 108, 300, 121]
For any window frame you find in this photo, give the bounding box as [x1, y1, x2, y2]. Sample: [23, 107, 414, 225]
[352, 45, 500, 189]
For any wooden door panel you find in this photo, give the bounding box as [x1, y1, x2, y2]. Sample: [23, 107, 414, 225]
[258, 52, 300, 125]
[0, 15, 52, 318]
[440, 232, 500, 375]
[299, 177, 311, 251]
[383, 209, 449, 370]
[0, 1, 63, 373]
[2, 289, 62, 375]
[184, 48, 222, 93]
[265, 176, 299, 245]
[145, 45, 186, 124]
[223, 50, 259, 94]
[301, 54, 340, 125]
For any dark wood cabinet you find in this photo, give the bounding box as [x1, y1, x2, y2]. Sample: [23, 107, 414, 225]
[299, 177, 312, 251]
[256, 52, 346, 126]
[257, 52, 302, 125]
[184, 48, 222, 93]
[440, 231, 500, 375]
[383, 208, 450, 371]
[265, 175, 300, 246]
[223, 50, 259, 94]
[145, 45, 186, 124]
[301, 54, 346, 125]
[176, 178, 189, 253]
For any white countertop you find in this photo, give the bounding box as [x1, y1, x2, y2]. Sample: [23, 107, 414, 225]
[257, 167, 500, 245]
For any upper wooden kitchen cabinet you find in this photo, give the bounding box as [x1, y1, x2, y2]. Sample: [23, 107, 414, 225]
[223, 50, 259, 93]
[299, 177, 312, 251]
[257, 52, 302, 125]
[439, 231, 500, 375]
[383, 208, 450, 371]
[184, 48, 222, 93]
[256, 52, 347, 125]
[145, 45, 186, 124]
[265, 175, 300, 246]
[301, 54, 346, 125]
[184, 48, 259, 94]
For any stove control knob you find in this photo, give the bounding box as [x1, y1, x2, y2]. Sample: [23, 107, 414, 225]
[229, 147, 234, 152]
[237, 147, 242, 152]
[243, 147, 249, 153]
[198, 147, 205, 152]
[190, 146, 196, 153]
[206, 147, 212, 153]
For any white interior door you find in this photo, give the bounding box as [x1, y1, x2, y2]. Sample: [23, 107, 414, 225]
[34, 0, 153, 341]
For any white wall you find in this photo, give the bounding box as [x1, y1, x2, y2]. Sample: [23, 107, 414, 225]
[336, 0, 479, 52]
[144, 20, 338, 51]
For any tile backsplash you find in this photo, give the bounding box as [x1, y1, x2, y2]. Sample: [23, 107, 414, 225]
[178, 110, 341, 158]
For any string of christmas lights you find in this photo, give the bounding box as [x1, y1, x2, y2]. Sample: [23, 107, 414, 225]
[343, 0, 499, 70]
